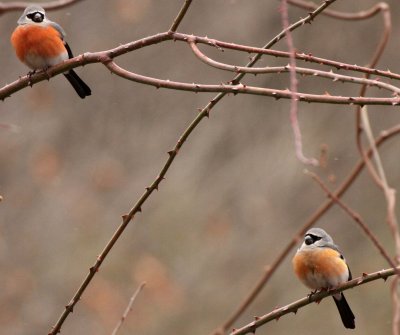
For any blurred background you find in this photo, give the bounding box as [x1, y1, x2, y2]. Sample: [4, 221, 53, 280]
[0, 0, 400, 334]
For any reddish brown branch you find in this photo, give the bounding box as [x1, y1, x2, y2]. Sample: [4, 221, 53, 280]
[344, 3, 400, 331]
[355, 1, 392, 190]
[213, 124, 400, 335]
[48, 3, 341, 333]
[185, 35, 400, 81]
[104, 60, 400, 106]
[231, 266, 398, 335]
[3, 31, 400, 104]
[169, 0, 193, 32]
[188, 41, 400, 95]
[280, 0, 319, 166]
[288, 0, 389, 21]
[307, 171, 397, 270]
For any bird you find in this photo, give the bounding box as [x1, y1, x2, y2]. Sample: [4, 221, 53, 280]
[292, 227, 355, 329]
[11, 5, 91, 99]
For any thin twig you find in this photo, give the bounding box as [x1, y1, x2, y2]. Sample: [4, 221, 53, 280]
[185, 35, 400, 82]
[103, 60, 400, 106]
[213, 124, 400, 335]
[111, 282, 146, 335]
[393, 278, 400, 335]
[306, 170, 398, 270]
[281, 0, 318, 166]
[49, 3, 340, 333]
[346, 3, 400, 332]
[188, 41, 400, 95]
[169, 0, 193, 32]
[288, 0, 389, 21]
[355, 3, 392, 190]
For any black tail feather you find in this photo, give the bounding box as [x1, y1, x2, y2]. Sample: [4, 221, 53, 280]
[333, 293, 355, 329]
[64, 69, 91, 99]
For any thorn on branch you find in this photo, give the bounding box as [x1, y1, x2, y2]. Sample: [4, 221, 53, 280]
[272, 92, 280, 100]
[65, 304, 74, 313]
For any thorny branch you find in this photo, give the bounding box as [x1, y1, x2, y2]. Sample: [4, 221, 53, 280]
[211, 2, 398, 334]
[3, 31, 400, 105]
[280, 0, 319, 166]
[231, 266, 399, 335]
[213, 123, 400, 335]
[0, 1, 399, 335]
[307, 170, 398, 270]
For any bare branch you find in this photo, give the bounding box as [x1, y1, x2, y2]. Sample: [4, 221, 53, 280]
[169, 0, 193, 32]
[0, 2, 388, 334]
[288, 0, 389, 21]
[306, 170, 398, 270]
[188, 41, 400, 95]
[104, 60, 400, 106]
[213, 124, 400, 335]
[184, 35, 400, 82]
[111, 282, 146, 335]
[3, 31, 400, 105]
[281, 0, 319, 166]
[231, 267, 398, 335]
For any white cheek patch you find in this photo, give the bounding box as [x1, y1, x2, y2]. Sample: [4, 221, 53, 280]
[24, 51, 69, 70]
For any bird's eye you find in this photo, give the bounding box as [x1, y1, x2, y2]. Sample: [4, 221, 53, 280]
[304, 234, 322, 245]
[304, 235, 314, 245]
[27, 12, 44, 23]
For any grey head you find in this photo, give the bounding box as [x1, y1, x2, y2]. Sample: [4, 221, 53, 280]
[302, 227, 338, 250]
[17, 5, 66, 39]
[18, 5, 46, 25]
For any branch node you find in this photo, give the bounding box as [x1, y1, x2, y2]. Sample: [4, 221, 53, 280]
[99, 54, 113, 64]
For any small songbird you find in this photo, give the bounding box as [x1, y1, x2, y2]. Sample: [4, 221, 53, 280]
[11, 5, 91, 99]
[292, 228, 355, 329]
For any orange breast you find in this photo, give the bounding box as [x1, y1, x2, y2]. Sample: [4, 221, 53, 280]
[11, 25, 66, 62]
[293, 247, 348, 289]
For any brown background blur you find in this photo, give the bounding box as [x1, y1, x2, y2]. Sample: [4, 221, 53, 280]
[0, 1, 400, 334]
